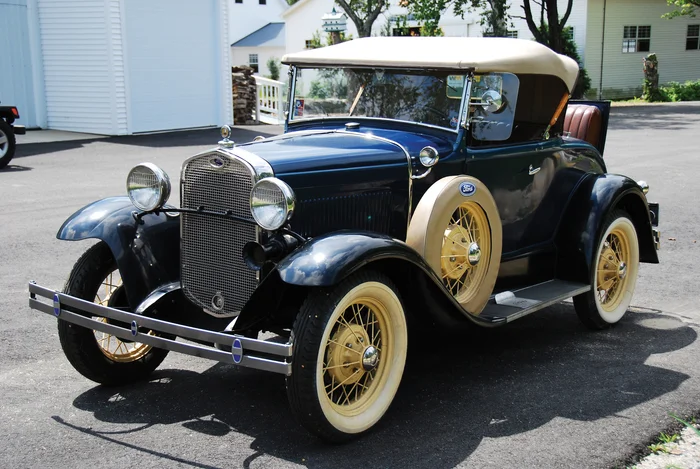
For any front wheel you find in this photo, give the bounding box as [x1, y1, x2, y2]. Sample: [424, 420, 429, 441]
[573, 210, 640, 329]
[286, 271, 408, 442]
[57, 241, 169, 385]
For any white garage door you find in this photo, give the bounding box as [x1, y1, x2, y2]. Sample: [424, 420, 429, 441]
[124, 0, 221, 133]
[0, 0, 37, 128]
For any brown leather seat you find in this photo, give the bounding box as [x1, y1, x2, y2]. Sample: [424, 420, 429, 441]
[563, 104, 602, 147]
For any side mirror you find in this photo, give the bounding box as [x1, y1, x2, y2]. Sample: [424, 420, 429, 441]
[480, 89, 505, 113]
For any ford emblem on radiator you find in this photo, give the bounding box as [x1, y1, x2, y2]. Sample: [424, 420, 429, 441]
[209, 157, 225, 169]
[212, 292, 225, 311]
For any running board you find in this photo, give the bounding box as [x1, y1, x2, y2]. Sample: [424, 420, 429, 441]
[480, 280, 590, 324]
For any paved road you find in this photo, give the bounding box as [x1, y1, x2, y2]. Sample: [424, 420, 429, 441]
[1, 107, 699, 469]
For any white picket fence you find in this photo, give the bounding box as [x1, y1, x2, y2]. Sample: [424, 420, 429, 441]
[254, 76, 285, 125]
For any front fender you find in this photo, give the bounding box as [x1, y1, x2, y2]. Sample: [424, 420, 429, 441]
[276, 231, 432, 287]
[57, 197, 180, 308]
[556, 174, 658, 283]
[233, 231, 493, 332]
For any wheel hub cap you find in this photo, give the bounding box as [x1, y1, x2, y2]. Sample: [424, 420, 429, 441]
[361, 345, 379, 371]
[618, 261, 627, 279]
[326, 323, 368, 385]
[467, 242, 481, 266]
[441, 225, 473, 279]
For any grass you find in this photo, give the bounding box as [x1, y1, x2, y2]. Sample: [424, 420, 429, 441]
[646, 428, 680, 454]
[669, 412, 700, 437]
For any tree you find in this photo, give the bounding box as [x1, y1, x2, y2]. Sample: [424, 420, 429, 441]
[401, 0, 511, 37]
[663, 0, 699, 19]
[335, 0, 389, 37]
[519, 0, 573, 53]
[515, 1, 591, 97]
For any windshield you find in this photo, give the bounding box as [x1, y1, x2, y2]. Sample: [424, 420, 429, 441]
[290, 68, 466, 131]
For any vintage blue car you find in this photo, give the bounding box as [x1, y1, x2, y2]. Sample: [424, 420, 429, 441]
[28, 37, 660, 442]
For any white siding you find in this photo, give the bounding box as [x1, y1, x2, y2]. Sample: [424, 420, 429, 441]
[585, 0, 700, 98]
[220, 0, 234, 126]
[38, 0, 126, 134]
[0, 0, 38, 128]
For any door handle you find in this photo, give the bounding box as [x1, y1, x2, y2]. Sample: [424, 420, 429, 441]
[528, 164, 541, 176]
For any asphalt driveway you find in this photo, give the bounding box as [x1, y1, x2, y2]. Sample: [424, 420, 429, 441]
[1, 106, 698, 468]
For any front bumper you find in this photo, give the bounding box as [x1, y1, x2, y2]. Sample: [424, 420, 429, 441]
[28, 282, 292, 375]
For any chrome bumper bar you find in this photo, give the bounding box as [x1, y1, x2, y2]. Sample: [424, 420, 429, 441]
[28, 282, 292, 375]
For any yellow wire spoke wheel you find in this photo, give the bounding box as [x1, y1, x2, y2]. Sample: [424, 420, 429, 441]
[287, 272, 408, 441]
[441, 202, 491, 304]
[596, 228, 632, 313]
[574, 211, 640, 329]
[92, 270, 153, 363]
[322, 298, 389, 416]
[58, 241, 169, 385]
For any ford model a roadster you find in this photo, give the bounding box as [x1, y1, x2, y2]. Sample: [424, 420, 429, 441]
[28, 37, 660, 441]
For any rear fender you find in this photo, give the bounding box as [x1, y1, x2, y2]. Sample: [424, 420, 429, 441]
[556, 174, 658, 283]
[57, 196, 180, 308]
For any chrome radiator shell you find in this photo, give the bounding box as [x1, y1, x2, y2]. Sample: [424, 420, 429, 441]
[180, 150, 259, 318]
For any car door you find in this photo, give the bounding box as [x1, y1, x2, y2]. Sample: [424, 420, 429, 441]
[466, 139, 562, 256]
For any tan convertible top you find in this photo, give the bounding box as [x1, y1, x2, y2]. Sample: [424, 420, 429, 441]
[282, 37, 580, 92]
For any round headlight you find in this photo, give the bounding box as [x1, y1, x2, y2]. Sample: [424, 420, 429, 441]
[250, 177, 295, 231]
[419, 146, 439, 167]
[126, 163, 171, 211]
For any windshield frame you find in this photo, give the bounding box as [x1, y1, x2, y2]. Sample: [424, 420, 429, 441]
[285, 65, 474, 134]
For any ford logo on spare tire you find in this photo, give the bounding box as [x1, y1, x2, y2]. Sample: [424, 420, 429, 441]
[459, 182, 476, 197]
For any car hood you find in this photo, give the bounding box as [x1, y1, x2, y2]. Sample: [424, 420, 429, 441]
[236, 128, 454, 176]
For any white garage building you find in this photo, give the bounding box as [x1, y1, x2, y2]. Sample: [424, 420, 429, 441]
[0, 0, 232, 134]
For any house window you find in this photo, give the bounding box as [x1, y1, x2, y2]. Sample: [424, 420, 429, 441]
[687, 25, 700, 50]
[622, 25, 651, 53]
[249, 54, 259, 73]
[235, 0, 242, 3]
[259, 0, 266, 4]
[483, 30, 517, 38]
[305, 40, 314, 49]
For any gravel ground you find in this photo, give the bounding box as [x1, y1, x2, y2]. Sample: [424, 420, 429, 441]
[634, 423, 700, 469]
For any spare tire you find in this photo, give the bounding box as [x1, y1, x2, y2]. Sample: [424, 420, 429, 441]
[406, 176, 502, 315]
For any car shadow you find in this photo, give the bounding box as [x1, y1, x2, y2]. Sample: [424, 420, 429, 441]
[0, 164, 32, 173]
[14, 126, 284, 159]
[609, 104, 700, 131]
[60, 305, 695, 468]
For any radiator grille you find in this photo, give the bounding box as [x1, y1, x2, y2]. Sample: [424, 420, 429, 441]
[180, 153, 258, 317]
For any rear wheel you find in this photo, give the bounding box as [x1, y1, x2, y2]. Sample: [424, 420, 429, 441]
[0, 120, 16, 169]
[574, 211, 640, 329]
[57, 242, 169, 385]
[286, 271, 408, 442]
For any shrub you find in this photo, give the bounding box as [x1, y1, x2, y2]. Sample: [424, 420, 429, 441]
[266, 58, 281, 81]
[660, 80, 700, 102]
